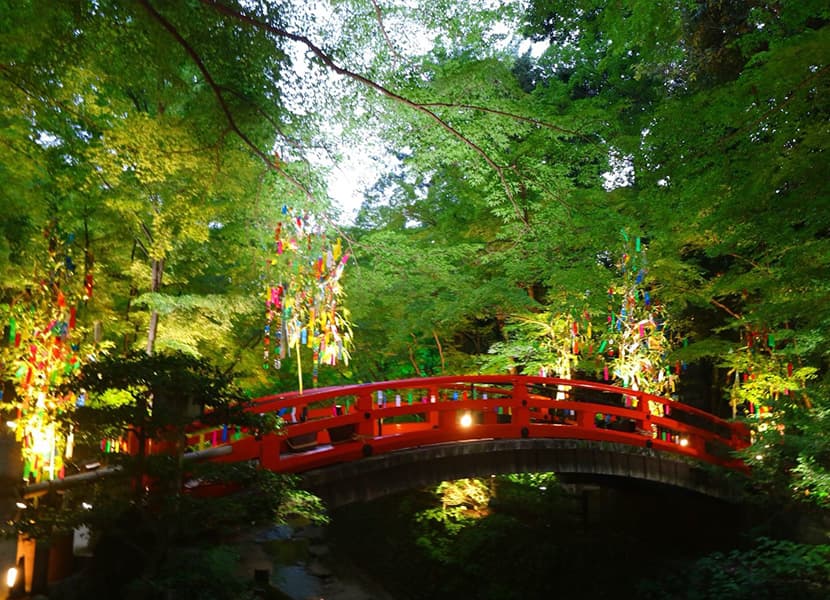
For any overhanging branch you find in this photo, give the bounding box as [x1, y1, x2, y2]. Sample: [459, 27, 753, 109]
[199, 0, 529, 225]
[419, 102, 589, 139]
[136, 0, 313, 201]
[369, 0, 404, 67]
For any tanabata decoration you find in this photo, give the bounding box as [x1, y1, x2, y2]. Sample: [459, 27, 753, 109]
[2, 223, 94, 482]
[510, 309, 592, 383]
[598, 232, 678, 416]
[498, 309, 593, 411]
[263, 205, 353, 393]
[726, 324, 808, 422]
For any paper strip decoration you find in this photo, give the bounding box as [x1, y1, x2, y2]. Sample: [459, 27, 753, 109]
[264, 205, 354, 393]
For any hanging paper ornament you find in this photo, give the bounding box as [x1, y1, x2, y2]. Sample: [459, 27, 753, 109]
[3, 222, 100, 483]
[263, 204, 354, 393]
[604, 231, 678, 399]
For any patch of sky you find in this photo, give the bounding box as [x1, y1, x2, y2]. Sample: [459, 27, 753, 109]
[35, 131, 61, 149]
[268, 1, 550, 224]
[602, 149, 634, 191]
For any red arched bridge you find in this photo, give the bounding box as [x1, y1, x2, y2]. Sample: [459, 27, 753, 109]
[14, 376, 751, 594]
[185, 375, 750, 505]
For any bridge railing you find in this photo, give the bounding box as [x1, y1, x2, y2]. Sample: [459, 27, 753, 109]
[184, 376, 750, 474]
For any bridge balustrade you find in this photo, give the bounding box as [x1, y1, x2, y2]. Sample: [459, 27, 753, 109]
[183, 376, 750, 475]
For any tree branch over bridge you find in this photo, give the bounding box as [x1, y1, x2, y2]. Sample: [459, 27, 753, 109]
[197, 0, 542, 225]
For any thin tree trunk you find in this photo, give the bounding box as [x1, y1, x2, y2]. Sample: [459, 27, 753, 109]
[433, 330, 445, 373]
[408, 333, 423, 377]
[146, 311, 159, 356]
[145, 257, 164, 356]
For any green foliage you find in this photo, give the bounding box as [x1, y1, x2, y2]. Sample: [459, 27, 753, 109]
[0, 0, 333, 390]
[275, 486, 330, 527]
[140, 545, 253, 600]
[335, 0, 830, 516]
[9, 351, 327, 598]
[486, 310, 584, 376]
[741, 385, 830, 507]
[0, 0, 828, 534]
[413, 478, 493, 562]
[63, 350, 254, 446]
[332, 477, 766, 600]
[346, 224, 504, 379]
[503, 471, 557, 489]
[639, 537, 830, 600]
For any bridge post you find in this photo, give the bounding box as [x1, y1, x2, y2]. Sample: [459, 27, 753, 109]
[576, 403, 594, 429]
[355, 391, 375, 440]
[428, 386, 440, 428]
[636, 394, 654, 438]
[513, 382, 531, 432]
[482, 403, 498, 425]
[258, 432, 281, 471]
[438, 408, 456, 429]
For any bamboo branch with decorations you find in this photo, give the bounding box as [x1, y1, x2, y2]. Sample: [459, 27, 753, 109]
[485, 308, 591, 383]
[263, 204, 353, 393]
[726, 325, 816, 423]
[595, 231, 679, 416]
[1, 225, 102, 483]
[719, 323, 819, 497]
[485, 233, 679, 417]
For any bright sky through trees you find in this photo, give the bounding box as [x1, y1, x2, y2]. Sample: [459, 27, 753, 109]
[327, 27, 552, 224]
[308, 0, 547, 223]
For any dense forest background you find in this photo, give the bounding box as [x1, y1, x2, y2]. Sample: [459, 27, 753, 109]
[1, 1, 829, 596]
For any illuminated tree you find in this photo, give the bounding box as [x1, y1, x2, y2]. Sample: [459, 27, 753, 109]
[0, 222, 100, 483]
[485, 309, 591, 381]
[264, 204, 353, 392]
[602, 233, 678, 412]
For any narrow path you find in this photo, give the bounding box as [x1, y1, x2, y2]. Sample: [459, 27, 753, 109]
[235, 523, 396, 600]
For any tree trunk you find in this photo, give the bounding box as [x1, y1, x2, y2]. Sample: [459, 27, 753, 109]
[432, 330, 445, 373]
[145, 258, 164, 356]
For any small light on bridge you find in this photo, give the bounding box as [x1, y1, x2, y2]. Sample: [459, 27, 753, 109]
[679, 438, 689, 447]
[14, 502, 26, 510]
[81, 502, 93, 510]
[460, 412, 473, 428]
[6, 566, 18, 589]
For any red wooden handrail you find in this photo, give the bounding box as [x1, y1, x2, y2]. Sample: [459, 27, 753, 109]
[186, 376, 750, 475]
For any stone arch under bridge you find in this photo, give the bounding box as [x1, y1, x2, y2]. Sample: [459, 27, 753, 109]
[297, 438, 747, 508]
